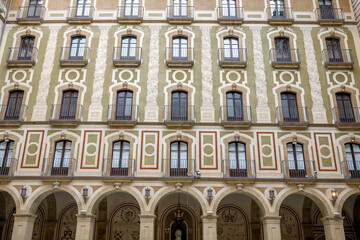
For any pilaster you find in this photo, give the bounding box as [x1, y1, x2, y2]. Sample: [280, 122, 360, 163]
[201, 215, 217, 240]
[139, 214, 156, 240]
[11, 213, 37, 240]
[321, 216, 346, 240]
[75, 214, 96, 240]
[261, 215, 281, 240]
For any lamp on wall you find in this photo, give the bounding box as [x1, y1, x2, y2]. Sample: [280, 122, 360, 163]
[20, 186, 27, 198]
[269, 189, 275, 200]
[145, 187, 151, 199]
[82, 187, 88, 198]
[207, 188, 213, 200]
[331, 189, 338, 201]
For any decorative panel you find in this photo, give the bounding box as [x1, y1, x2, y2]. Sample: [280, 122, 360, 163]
[81, 130, 102, 169]
[57, 205, 77, 240]
[21, 130, 45, 168]
[199, 131, 218, 170]
[140, 131, 159, 169]
[217, 205, 248, 240]
[257, 132, 278, 170]
[109, 205, 140, 240]
[314, 133, 337, 171]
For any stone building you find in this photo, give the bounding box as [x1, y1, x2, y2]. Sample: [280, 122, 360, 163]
[353, 0, 360, 35]
[0, 0, 360, 239]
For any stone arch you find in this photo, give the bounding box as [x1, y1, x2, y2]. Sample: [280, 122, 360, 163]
[63, 27, 94, 49]
[267, 29, 298, 51]
[318, 30, 349, 52]
[165, 28, 195, 49]
[12, 27, 43, 50]
[114, 28, 144, 49]
[217, 204, 250, 240]
[0, 186, 22, 212]
[216, 28, 246, 49]
[335, 188, 360, 213]
[109, 82, 140, 107]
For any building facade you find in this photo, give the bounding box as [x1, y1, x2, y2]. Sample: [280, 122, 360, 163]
[353, 0, 360, 35]
[0, 0, 360, 239]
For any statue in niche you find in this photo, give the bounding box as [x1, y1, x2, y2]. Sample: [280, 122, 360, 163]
[175, 229, 182, 240]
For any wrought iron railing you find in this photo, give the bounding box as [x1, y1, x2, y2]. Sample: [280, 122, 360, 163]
[333, 107, 360, 124]
[220, 106, 251, 123]
[164, 105, 195, 122]
[166, 5, 194, 19]
[17, 5, 46, 20]
[113, 47, 142, 63]
[7, 47, 38, 63]
[103, 158, 135, 177]
[266, 7, 294, 20]
[107, 105, 138, 122]
[67, 6, 95, 19]
[117, 5, 144, 19]
[163, 159, 195, 177]
[341, 160, 360, 179]
[218, 48, 247, 64]
[315, 7, 344, 21]
[322, 49, 354, 65]
[59, 47, 90, 63]
[0, 158, 17, 176]
[282, 160, 317, 179]
[42, 158, 76, 176]
[50, 104, 83, 122]
[0, 104, 27, 121]
[276, 106, 308, 124]
[217, 7, 244, 20]
[222, 159, 256, 178]
[270, 49, 300, 64]
[166, 47, 194, 63]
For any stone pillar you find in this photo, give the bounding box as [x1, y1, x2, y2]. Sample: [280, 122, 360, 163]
[321, 216, 345, 240]
[11, 214, 37, 240]
[75, 214, 96, 240]
[201, 215, 217, 240]
[261, 216, 281, 240]
[139, 214, 156, 240]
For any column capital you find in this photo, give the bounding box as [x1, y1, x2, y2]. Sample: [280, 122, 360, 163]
[201, 215, 218, 221]
[139, 214, 156, 219]
[13, 213, 38, 221]
[260, 215, 282, 223]
[75, 214, 97, 221]
[321, 216, 345, 223]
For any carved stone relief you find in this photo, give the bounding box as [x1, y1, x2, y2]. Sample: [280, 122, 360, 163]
[217, 206, 248, 240]
[109, 205, 140, 240]
[280, 206, 301, 240]
[58, 205, 77, 240]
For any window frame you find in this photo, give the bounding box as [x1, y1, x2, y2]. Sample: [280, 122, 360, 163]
[51, 140, 72, 176]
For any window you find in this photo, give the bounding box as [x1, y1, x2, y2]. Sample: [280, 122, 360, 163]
[224, 37, 240, 61]
[76, 0, 91, 17]
[111, 141, 130, 176]
[69, 37, 86, 60]
[170, 141, 188, 176]
[226, 92, 243, 121]
[326, 37, 343, 62]
[275, 37, 291, 62]
[345, 143, 360, 178]
[52, 140, 71, 176]
[281, 92, 299, 122]
[286, 142, 306, 178]
[319, 0, 334, 19]
[172, 37, 188, 61]
[173, 0, 188, 17]
[27, 0, 43, 18]
[171, 91, 188, 121]
[5, 91, 24, 120]
[60, 90, 78, 120]
[124, 0, 140, 17]
[228, 141, 247, 177]
[336, 93, 355, 122]
[121, 37, 137, 60]
[270, 0, 285, 18]
[0, 140, 14, 175]
[221, 0, 236, 18]
[18, 37, 35, 60]
[116, 91, 133, 120]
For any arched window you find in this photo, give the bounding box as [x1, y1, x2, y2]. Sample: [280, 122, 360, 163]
[121, 36, 137, 60]
[270, 0, 285, 18]
[228, 141, 247, 177]
[226, 91, 243, 121]
[52, 140, 72, 176]
[124, 0, 140, 17]
[116, 91, 133, 120]
[281, 92, 299, 122]
[172, 37, 188, 60]
[275, 37, 291, 62]
[0, 140, 14, 176]
[76, 0, 91, 17]
[224, 37, 239, 60]
[111, 141, 130, 176]
[60, 90, 78, 120]
[286, 142, 306, 178]
[325, 37, 343, 62]
[69, 36, 86, 60]
[170, 141, 188, 176]
[345, 143, 360, 178]
[336, 93, 354, 123]
[18, 37, 35, 60]
[319, 0, 334, 19]
[173, 0, 188, 17]
[27, 0, 43, 18]
[221, 0, 237, 18]
[5, 90, 24, 120]
[171, 91, 188, 121]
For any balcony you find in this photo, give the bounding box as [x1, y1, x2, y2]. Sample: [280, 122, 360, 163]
[270, 49, 300, 69]
[333, 107, 360, 129]
[342, 160, 360, 180]
[220, 106, 251, 128]
[216, 7, 244, 24]
[282, 160, 317, 180]
[107, 105, 138, 127]
[166, 6, 194, 24]
[17, 6, 46, 25]
[102, 158, 135, 178]
[164, 105, 195, 127]
[113, 47, 142, 67]
[117, 5, 143, 24]
[322, 49, 354, 69]
[49, 104, 82, 126]
[42, 158, 76, 177]
[0, 158, 17, 177]
[266, 7, 294, 25]
[315, 8, 344, 26]
[166, 48, 194, 68]
[276, 107, 309, 128]
[59, 47, 90, 67]
[162, 159, 195, 179]
[7, 47, 38, 67]
[67, 6, 95, 24]
[0, 104, 27, 126]
[218, 48, 247, 68]
[222, 159, 256, 180]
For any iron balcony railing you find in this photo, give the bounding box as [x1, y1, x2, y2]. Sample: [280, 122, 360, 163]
[163, 159, 195, 177]
[113, 47, 142, 63]
[166, 6, 194, 20]
[341, 160, 360, 179]
[42, 158, 76, 176]
[222, 159, 256, 178]
[0, 158, 17, 176]
[164, 105, 195, 122]
[315, 8, 344, 21]
[166, 47, 194, 63]
[0, 104, 27, 122]
[333, 107, 360, 124]
[50, 104, 83, 122]
[266, 7, 294, 20]
[59, 47, 90, 63]
[270, 49, 300, 64]
[117, 5, 144, 19]
[67, 6, 95, 19]
[282, 160, 317, 179]
[17, 5, 46, 20]
[276, 107, 308, 124]
[218, 48, 247, 64]
[7, 47, 38, 64]
[217, 7, 244, 20]
[220, 106, 252, 123]
[102, 158, 135, 177]
[107, 105, 138, 122]
[322, 49, 354, 65]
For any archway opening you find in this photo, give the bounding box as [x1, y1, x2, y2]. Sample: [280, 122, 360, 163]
[0, 191, 16, 240]
[341, 193, 360, 240]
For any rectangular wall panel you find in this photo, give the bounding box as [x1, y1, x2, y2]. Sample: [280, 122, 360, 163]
[140, 131, 160, 169]
[81, 130, 102, 169]
[314, 133, 337, 171]
[199, 131, 218, 170]
[21, 130, 45, 168]
[257, 132, 278, 170]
